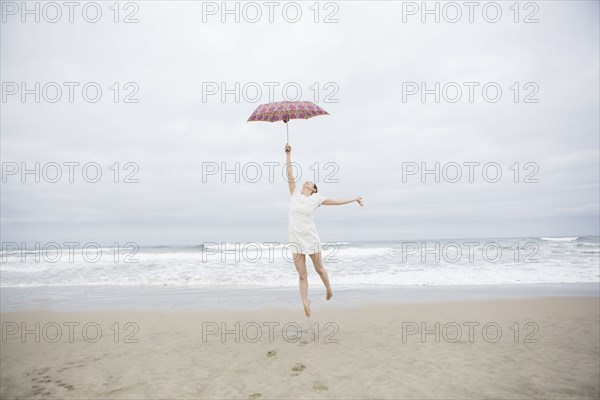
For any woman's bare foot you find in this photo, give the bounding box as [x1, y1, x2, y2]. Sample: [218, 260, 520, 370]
[326, 288, 333, 301]
[303, 299, 311, 318]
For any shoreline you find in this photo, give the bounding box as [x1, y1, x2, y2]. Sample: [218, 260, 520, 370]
[1, 282, 598, 312]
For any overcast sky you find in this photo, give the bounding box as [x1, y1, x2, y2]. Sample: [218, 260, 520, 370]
[1, 0, 599, 245]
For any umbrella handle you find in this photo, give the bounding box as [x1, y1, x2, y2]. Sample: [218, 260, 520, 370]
[286, 120, 289, 144]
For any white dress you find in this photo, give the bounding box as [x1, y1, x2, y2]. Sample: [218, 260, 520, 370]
[288, 188, 326, 254]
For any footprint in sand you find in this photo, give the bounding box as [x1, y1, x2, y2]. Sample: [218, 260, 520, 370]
[35, 367, 50, 375]
[290, 362, 306, 376]
[31, 386, 44, 396]
[55, 379, 69, 389]
[266, 350, 277, 358]
[29, 367, 54, 394]
[248, 393, 262, 399]
[313, 381, 328, 391]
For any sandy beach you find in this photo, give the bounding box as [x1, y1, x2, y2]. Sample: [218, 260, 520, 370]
[1, 296, 598, 399]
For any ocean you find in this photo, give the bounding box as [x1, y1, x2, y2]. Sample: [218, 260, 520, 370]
[1, 236, 598, 288]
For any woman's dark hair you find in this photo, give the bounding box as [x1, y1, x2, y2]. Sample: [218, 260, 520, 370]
[313, 183, 318, 193]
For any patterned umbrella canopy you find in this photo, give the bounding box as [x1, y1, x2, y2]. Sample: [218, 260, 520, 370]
[247, 101, 329, 143]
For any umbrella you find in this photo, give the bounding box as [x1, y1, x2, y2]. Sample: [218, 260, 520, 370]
[247, 100, 329, 143]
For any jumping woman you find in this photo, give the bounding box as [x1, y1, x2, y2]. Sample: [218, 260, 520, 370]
[285, 143, 364, 317]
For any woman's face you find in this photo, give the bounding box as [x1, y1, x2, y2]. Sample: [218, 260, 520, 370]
[303, 181, 316, 193]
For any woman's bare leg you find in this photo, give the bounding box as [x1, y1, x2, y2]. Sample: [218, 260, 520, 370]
[293, 253, 310, 317]
[309, 252, 333, 300]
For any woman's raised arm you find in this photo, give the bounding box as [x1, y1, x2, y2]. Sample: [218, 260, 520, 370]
[322, 197, 364, 206]
[285, 144, 296, 195]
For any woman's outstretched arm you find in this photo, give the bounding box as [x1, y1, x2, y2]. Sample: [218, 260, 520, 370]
[285, 143, 296, 195]
[323, 197, 364, 206]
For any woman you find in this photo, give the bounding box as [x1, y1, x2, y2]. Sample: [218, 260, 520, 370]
[285, 143, 364, 317]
